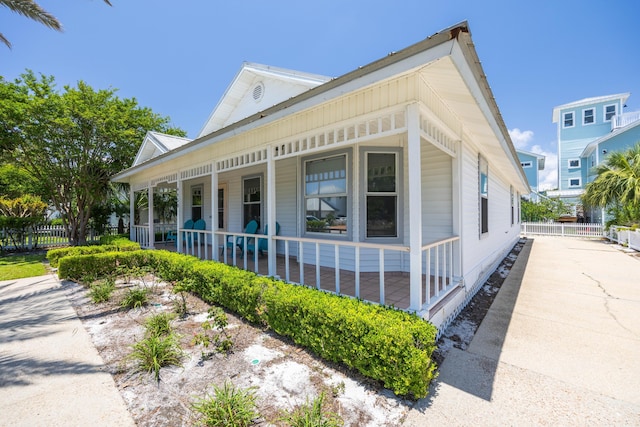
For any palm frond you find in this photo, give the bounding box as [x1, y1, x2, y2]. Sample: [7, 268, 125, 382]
[0, 0, 62, 30]
[0, 31, 10, 48]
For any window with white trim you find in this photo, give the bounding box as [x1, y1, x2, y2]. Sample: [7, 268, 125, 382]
[510, 185, 514, 226]
[304, 153, 348, 234]
[583, 108, 595, 125]
[563, 112, 574, 128]
[569, 178, 581, 187]
[604, 104, 617, 122]
[191, 185, 203, 221]
[568, 158, 581, 168]
[365, 151, 398, 238]
[242, 176, 262, 228]
[520, 161, 532, 168]
[479, 155, 489, 235]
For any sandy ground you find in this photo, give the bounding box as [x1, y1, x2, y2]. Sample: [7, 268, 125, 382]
[61, 238, 526, 426]
[63, 277, 412, 426]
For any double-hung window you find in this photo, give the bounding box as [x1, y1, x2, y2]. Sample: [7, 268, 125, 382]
[365, 151, 399, 238]
[479, 155, 489, 235]
[563, 112, 574, 128]
[191, 185, 203, 221]
[604, 104, 617, 122]
[304, 154, 348, 234]
[242, 176, 262, 228]
[583, 108, 595, 125]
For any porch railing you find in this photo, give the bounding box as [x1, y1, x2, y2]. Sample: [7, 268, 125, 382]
[521, 222, 604, 238]
[132, 225, 150, 248]
[422, 236, 461, 309]
[212, 231, 461, 312]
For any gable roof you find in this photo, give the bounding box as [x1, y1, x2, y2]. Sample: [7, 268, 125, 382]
[581, 118, 640, 158]
[517, 149, 545, 170]
[197, 62, 331, 138]
[133, 131, 192, 166]
[552, 93, 630, 123]
[114, 21, 528, 193]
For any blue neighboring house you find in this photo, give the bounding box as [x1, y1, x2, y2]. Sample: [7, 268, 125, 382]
[517, 149, 545, 202]
[548, 93, 640, 223]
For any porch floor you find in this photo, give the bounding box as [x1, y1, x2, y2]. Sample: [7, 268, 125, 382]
[154, 242, 450, 310]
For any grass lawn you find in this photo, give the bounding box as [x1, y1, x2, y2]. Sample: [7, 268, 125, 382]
[0, 254, 47, 281]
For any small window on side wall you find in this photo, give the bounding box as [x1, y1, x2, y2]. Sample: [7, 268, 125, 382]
[583, 108, 595, 125]
[479, 155, 489, 235]
[563, 112, 574, 128]
[569, 178, 581, 188]
[604, 104, 617, 122]
[568, 159, 581, 169]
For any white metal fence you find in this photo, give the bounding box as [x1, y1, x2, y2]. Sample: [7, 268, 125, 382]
[0, 225, 120, 251]
[520, 222, 604, 238]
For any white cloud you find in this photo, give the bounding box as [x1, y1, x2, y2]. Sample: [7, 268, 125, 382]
[508, 128, 534, 149]
[530, 144, 558, 191]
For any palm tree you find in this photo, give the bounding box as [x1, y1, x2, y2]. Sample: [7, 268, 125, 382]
[1, 0, 111, 48]
[582, 142, 640, 223]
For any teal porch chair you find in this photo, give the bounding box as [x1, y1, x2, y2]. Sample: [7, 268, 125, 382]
[188, 219, 206, 247]
[247, 222, 280, 256]
[166, 219, 194, 245]
[222, 220, 259, 257]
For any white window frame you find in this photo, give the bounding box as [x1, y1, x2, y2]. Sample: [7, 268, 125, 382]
[604, 104, 617, 122]
[562, 111, 575, 128]
[191, 184, 203, 222]
[582, 108, 595, 125]
[510, 185, 515, 226]
[302, 149, 351, 239]
[568, 158, 581, 169]
[520, 161, 532, 168]
[569, 178, 581, 188]
[479, 155, 489, 236]
[360, 148, 402, 242]
[242, 174, 262, 229]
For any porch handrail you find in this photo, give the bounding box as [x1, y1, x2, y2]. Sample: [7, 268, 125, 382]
[421, 236, 461, 309]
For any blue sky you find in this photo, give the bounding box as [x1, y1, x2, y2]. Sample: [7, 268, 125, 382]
[2, 0, 639, 189]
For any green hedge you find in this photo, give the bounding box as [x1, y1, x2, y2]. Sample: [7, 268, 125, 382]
[47, 238, 140, 267]
[57, 250, 437, 398]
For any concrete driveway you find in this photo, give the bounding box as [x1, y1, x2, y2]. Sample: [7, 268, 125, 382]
[405, 236, 640, 425]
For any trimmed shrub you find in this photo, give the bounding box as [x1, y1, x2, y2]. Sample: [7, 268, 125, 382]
[57, 250, 438, 398]
[47, 238, 140, 268]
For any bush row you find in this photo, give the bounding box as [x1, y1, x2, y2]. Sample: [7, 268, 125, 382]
[56, 248, 437, 398]
[47, 237, 140, 268]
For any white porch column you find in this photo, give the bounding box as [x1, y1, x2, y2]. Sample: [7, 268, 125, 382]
[129, 186, 135, 241]
[211, 162, 219, 261]
[452, 140, 463, 278]
[148, 186, 155, 249]
[266, 146, 276, 276]
[407, 103, 423, 311]
[176, 178, 183, 253]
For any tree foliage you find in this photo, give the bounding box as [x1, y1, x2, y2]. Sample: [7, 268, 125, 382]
[520, 196, 572, 222]
[581, 143, 640, 225]
[0, 71, 185, 245]
[0, 194, 47, 250]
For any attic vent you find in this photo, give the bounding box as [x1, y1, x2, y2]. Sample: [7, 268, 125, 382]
[252, 82, 264, 102]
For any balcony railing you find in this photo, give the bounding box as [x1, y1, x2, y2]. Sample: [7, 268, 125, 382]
[611, 111, 640, 131]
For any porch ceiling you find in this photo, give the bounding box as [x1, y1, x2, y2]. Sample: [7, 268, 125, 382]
[419, 55, 528, 193]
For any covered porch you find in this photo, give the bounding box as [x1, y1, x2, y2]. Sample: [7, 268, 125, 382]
[129, 98, 465, 319]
